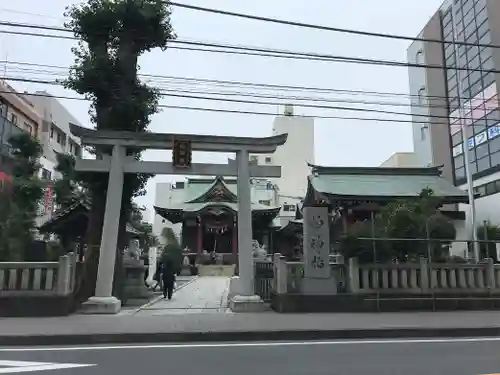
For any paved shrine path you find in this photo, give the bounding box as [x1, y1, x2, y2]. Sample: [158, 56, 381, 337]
[134, 276, 230, 315]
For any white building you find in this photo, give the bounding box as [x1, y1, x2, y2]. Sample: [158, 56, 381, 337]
[29, 91, 82, 180]
[29, 92, 83, 227]
[379, 152, 419, 168]
[250, 104, 315, 225]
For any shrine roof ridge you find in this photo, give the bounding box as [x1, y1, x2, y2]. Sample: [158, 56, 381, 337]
[307, 163, 443, 176]
[70, 124, 288, 153]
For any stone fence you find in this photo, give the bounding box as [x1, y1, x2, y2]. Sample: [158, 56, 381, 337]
[0, 253, 77, 297]
[273, 254, 500, 295]
[348, 258, 500, 293]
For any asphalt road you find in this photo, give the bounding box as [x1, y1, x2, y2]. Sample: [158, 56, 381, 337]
[1, 338, 500, 374]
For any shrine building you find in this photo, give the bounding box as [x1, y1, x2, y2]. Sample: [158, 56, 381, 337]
[154, 176, 281, 264]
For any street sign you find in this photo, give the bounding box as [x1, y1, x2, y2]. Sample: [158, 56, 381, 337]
[0, 360, 95, 373]
[172, 139, 192, 168]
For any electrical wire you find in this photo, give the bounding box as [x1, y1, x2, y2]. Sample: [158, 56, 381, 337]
[168, 1, 498, 49]
[2, 74, 496, 127]
[0, 21, 497, 75]
[2, 60, 496, 116]
[0, 57, 494, 103]
[1, 62, 495, 118]
[3, 75, 429, 118]
[0, 77, 447, 125]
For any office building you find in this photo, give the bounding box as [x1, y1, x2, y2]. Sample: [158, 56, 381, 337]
[408, 0, 500, 234]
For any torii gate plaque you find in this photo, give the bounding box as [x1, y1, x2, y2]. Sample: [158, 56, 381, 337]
[70, 125, 287, 314]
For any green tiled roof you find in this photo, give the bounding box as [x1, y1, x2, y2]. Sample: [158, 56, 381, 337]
[154, 176, 281, 219]
[182, 179, 235, 202]
[308, 165, 468, 202]
[157, 201, 278, 213]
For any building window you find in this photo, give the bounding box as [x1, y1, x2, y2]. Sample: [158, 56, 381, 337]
[23, 122, 32, 135]
[41, 168, 51, 180]
[265, 156, 272, 164]
[0, 102, 7, 116]
[56, 132, 61, 144]
[420, 125, 427, 141]
[415, 50, 424, 64]
[490, 151, 500, 167]
[455, 167, 465, 180]
[283, 204, 296, 212]
[50, 127, 54, 139]
[250, 155, 258, 164]
[477, 156, 491, 172]
[418, 87, 426, 105]
[10, 113, 17, 125]
[258, 200, 271, 206]
[452, 143, 463, 157]
[454, 155, 464, 168]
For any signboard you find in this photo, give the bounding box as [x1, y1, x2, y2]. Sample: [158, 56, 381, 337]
[303, 206, 330, 279]
[474, 131, 487, 146]
[488, 125, 500, 140]
[172, 140, 192, 168]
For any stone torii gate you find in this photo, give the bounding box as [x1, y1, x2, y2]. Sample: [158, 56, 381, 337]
[70, 124, 287, 313]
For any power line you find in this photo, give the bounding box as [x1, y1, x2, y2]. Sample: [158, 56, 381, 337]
[11, 72, 498, 123]
[1, 75, 426, 118]
[4, 74, 496, 127]
[6, 65, 463, 114]
[0, 77, 443, 125]
[0, 21, 498, 75]
[0, 59, 491, 104]
[168, 1, 498, 49]
[0, 8, 64, 21]
[4, 66, 435, 110]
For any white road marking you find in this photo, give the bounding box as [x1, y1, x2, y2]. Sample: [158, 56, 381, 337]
[1, 337, 500, 352]
[0, 360, 95, 373]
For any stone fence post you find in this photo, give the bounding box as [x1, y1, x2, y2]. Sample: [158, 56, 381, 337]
[420, 257, 429, 290]
[486, 258, 495, 289]
[56, 254, 71, 296]
[67, 252, 77, 292]
[274, 253, 288, 294]
[347, 257, 359, 293]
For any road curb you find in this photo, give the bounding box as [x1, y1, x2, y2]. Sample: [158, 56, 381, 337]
[2, 326, 500, 347]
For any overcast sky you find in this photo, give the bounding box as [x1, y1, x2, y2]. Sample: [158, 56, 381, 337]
[0, 0, 443, 221]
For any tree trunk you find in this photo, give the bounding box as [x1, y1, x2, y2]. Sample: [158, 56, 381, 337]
[74, 187, 106, 303]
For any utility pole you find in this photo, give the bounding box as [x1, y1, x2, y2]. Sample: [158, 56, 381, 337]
[452, 21, 479, 262]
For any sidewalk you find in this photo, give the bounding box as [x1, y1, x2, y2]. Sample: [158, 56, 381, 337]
[135, 276, 229, 315]
[3, 310, 500, 346]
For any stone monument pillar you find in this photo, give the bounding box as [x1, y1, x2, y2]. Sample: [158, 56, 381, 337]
[301, 205, 336, 294]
